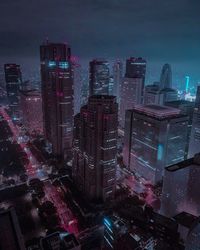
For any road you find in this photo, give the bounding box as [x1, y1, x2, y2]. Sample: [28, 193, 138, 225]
[0, 106, 47, 179]
[43, 181, 79, 235]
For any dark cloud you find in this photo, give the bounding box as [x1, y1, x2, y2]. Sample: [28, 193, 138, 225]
[0, 0, 200, 83]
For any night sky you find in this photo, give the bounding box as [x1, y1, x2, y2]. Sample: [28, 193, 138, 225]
[1, 0, 200, 85]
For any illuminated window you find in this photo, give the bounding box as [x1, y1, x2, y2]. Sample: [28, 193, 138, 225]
[59, 61, 69, 69]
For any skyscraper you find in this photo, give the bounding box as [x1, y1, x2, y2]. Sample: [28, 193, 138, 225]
[188, 85, 200, 158]
[73, 95, 118, 202]
[160, 63, 172, 89]
[119, 77, 143, 128]
[113, 60, 123, 102]
[89, 59, 110, 96]
[161, 154, 200, 218]
[125, 57, 146, 81]
[73, 62, 82, 115]
[119, 57, 146, 128]
[40, 42, 74, 158]
[144, 84, 164, 105]
[4, 63, 22, 118]
[123, 105, 189, 184]
[20, 89, 43, 134]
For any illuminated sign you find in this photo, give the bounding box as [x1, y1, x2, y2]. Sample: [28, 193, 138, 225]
[59, 61, 69, 69]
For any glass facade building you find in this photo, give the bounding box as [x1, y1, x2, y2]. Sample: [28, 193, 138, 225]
[123, 105, 189, 184]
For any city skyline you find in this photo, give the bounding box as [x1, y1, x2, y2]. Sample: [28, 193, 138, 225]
[0, 0, 200, 85]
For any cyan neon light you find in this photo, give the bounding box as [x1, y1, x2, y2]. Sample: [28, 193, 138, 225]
[157, 144, 163, 160]
[185, 76, 190, 93]
[104, 218, 111, 227]
[59, 61, 69, 69]
[48, 61, 56, 67]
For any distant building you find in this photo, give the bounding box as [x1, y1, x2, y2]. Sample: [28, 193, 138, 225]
[189, 86, 200, 158]
[40, 42, 74, 159]
[40, 232, 81, 250]
[160, 87, 178, 104]
[89, 59, 110, 96]
[113, 60, 123, 103]
[0, 208, 26, 250]
[144, 84, 164, 105]
[160, 63, 172, 89]
[125, 57, 146, 84]
[161, 154, 200, 218]
[119, 57, 146, 128]
[123, 105, 189, 184]
[20, 89, 43, 134]
[73, 62, 82, 115]
[119, 77, 143, 128]
[73, 95, 118, 202]
[4, 63, 22, 119]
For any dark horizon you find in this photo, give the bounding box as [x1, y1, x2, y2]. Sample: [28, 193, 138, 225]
[0, 0, 200, 85]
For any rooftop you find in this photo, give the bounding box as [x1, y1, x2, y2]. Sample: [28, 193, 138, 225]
[133, 104, 182, 119]
[174, 212, 199, 228]
[166, 154, 200, 172]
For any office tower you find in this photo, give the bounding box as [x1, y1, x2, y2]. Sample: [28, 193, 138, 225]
[73, 62, 82, 115]
[125, 57, 146, 81]
[119, 57, 146, 128]
[4, 63, 22, 118]
[166, 100, 195, 157]
[81, 69, 89, 107]
[160, 87, 178, 104]
[89, 59, 110, 96]
[40, 42, 74, 158]
[144, 84, 164, 105]
[113, 60, 123, 102]
[185, 219, 200, 250]
[161, 154, 200, 218]
[0, 208, 26, 250]
[119, 77, 143, 128]
[189, 86, 200, 158]
[160, 63, 172, 89]
[123, 104, 189, 184]
[73, 95, 118, 202]
[20, 89, 43, 134]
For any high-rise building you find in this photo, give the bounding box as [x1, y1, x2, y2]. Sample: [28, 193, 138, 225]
[125, 57, 146, 81]
[160, 63, 172, 89]
[160, 87, 178, 104]
[89, 59, 110, 96]
[20, 89, 43, 134]
[73, 62, 82, 115]
[166, 100, 195, 157]
[119, 77, 143, 128]
[73, 95, 118, 202]
[113, 60, 123, 102]
[4, 63, 22, 118]
[0, 208, 26, 250]
[123, 104, 189, 184]
[189, 86, 200, 158]
[40, 42, 74, 158]
[144, 84, 164, 105]
[161, 154, 200, 218]
[119, 57, 146, 128]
